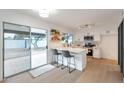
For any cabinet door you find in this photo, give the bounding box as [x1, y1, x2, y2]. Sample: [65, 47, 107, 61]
[93, 48, 100, 58]
[94, 33, 100, 41]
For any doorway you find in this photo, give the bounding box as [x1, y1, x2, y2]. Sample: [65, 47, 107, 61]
[3, 22, 48, 78]
[31, 28, 48, 69]
[3, 22, 31, 78]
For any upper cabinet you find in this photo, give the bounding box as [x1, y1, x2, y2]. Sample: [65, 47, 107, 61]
[83, 32, 100, 41]
[75, 31, 100, 42]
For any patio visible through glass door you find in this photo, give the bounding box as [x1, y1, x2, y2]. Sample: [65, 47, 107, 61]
[3, 23, 31, 78]
[31, 28, 47, 69]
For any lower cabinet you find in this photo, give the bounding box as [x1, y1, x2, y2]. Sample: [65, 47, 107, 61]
[93, 47, 101, 58]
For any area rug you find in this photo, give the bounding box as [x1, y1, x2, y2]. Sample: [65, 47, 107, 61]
[29, 64, 55, 78]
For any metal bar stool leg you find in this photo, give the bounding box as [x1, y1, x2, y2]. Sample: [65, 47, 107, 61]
[54, 55, 56, 63]
[52, 55, 56, 64]
[68, 58, 71, 73]
[56, 55, 59, 68]
[74, 57, 76, 69]
[52, 55, 54, 63]
[57, 55, 61, 68]
[61, 55, 63, 66]
[54, 55, 58, 66]
[61, 56, 64, 69]
[61, 57, 68, 70]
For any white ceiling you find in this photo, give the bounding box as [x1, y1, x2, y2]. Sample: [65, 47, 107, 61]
[9, 9, 123, 31]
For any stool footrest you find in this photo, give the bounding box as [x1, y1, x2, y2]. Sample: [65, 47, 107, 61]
[69, 68, 76, 73]
[61, 65, 68, 70]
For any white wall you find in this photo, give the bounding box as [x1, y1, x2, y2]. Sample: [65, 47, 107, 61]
[100, 34, 118, 60]
[0, 10, 74, 81]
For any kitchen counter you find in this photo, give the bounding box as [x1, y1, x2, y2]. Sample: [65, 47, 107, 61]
[51, 47, 87, 71]
[56, 47, 86, 54]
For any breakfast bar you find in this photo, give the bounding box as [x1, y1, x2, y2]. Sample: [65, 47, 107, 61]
[51, 47, 87, 71]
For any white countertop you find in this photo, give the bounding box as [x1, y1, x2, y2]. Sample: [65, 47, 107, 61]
[51, 47, 87, 71]
[54, 47, 86, 54]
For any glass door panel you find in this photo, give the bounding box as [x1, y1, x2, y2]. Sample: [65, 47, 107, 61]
[3, 23, 31, 77]
[31, 28, 47, 68]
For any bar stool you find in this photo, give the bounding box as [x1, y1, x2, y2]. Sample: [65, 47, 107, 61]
[62, 50, 76, 73]
[52, 49, 62, 68]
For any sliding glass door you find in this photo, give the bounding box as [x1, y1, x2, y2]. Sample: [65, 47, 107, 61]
[31, 28, 47, 68]
[3, 23, 31, 77]
[3, 23, 48, 78]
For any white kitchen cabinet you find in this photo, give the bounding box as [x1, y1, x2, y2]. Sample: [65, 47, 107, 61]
[94, 33, 100, 41]
[93, 47, 101, 58]
[82, 33, 100, 41]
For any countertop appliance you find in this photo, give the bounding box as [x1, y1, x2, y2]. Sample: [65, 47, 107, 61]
[84, 42, 95, 48]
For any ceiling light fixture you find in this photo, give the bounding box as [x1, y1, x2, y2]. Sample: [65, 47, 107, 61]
[78, 24, 95, 31]
[33, 9, 56, 18]
[39, 9, 49, 18]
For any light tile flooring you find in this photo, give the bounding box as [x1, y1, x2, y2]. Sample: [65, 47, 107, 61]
[3, 57, 123, 83]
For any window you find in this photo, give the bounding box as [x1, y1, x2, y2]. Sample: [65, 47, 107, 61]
[31, 33, 47, 48]
[4, 32, 30, 49]
[62, 33, 73, 44]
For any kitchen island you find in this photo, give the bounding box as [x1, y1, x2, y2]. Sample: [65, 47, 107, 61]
[51, 47, 87, 71]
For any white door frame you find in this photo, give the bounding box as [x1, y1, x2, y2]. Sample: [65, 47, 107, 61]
[0, 21, 3, 81]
